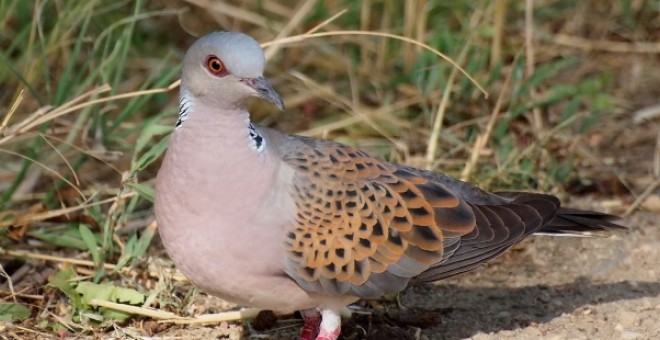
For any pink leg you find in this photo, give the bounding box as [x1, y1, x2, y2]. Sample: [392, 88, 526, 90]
[316, 309, 341, 340]
[299, 309, 321, 340]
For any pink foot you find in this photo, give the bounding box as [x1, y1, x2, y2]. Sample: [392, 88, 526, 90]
[316, 327, 341, 340]
[299, 309, 321, 340]
[316, 309, 341, 340]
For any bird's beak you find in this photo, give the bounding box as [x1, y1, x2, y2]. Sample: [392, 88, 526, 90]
[241, 76, 285, 111]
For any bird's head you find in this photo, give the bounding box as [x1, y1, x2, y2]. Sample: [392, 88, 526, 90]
[181, 32, 284, 111]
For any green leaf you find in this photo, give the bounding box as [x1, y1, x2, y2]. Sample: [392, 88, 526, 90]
[100, 309, 133, 323]
[126, 182, 155, 203]
[79, 224, 100, 265]
[132, 225, 156, 265]
[0, 303, 30, 322]
[114, 233, 137, 270]
[559, 98, 581, 123]
[134, 123, 172, 156]
[50, 267, 145, 324]
[543, 84, 577, 105]
[132, 134, 170, 172]
[29, 228, 88, 250]
[48, 267, 82, 310]
[76, 282, 144, 305]
[115, 223, 156, 271]
[75, 282, 145, 323]
[592, 93, 615, 113]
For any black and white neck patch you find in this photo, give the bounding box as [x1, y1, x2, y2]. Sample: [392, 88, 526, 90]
[248, 123, 265, 152]
[176, 93, 194, 128]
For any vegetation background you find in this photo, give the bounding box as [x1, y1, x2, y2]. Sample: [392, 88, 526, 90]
[1, 0, 658, 339]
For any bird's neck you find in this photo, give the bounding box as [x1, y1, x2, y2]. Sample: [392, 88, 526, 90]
[159, 97, 279, 220]
[174, 93, 266, 153]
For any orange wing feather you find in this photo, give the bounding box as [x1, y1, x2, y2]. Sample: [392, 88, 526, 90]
[282, 139, 475, 297]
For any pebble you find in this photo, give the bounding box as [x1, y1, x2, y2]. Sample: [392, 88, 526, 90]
[470, 333, 491, 340]
[641, 194, 660, 212]
[618, 310, 638, 327]
[621, 330, 642, 339]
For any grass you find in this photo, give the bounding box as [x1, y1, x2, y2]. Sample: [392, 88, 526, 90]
[0, 0, 658, 337]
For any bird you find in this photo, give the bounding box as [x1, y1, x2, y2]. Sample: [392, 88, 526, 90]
[155, 31, 625, 340]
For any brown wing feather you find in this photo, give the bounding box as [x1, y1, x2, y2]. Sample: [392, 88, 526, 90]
[274, 133, 625, 297]
[282, 138, 475, 297]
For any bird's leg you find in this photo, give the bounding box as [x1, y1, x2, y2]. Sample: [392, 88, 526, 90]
[299, 308, 321, 340]
[316, 309, 341, 340]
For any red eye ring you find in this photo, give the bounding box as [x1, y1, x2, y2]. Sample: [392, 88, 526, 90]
[206, 55, 228, 77]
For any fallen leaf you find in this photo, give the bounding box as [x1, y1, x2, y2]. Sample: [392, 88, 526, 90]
[0, 303, 30, 322]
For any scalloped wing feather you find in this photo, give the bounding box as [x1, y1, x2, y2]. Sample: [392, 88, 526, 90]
[281, 137, 475, 297]
[275, 135, 624, 297]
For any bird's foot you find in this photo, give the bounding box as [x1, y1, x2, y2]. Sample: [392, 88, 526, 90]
[316, 308, 341, 340]
[316, 327, 341, 340]
[299, 309, 321, 340]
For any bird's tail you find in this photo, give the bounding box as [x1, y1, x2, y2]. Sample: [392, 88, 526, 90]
[495, 191, 628, 237]
[537, 207, 627, 236]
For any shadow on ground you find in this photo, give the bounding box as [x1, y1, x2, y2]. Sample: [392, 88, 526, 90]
[336, 280, 660, 339]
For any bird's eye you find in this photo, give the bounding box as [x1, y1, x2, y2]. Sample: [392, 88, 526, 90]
[206, 56, 228, 77]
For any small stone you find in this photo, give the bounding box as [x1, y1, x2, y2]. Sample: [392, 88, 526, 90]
[251, 310, 278, 331]
[621, 330, 642, 339]
[641, 194, 660, 212]
[142, 320, 166, 335]
[618, 310, 638, 327]
[471, 333, 491, 340]
[524, 328, 542, 338]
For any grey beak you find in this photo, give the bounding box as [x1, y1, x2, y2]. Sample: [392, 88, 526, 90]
[242, 76, 285, 111]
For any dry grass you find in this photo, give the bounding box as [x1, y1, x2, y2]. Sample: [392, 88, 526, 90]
[1, 0, 659, 338]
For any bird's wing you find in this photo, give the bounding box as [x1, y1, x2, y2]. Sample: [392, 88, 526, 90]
[262, 127, 626, 297]
[412, 192, 561, 283]
[279, 135, 475, 297]
[277, 135, 559, 297]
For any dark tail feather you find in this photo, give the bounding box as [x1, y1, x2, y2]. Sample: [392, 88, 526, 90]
[495, 192, 627, 235]
[539, 207, 627, 236]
